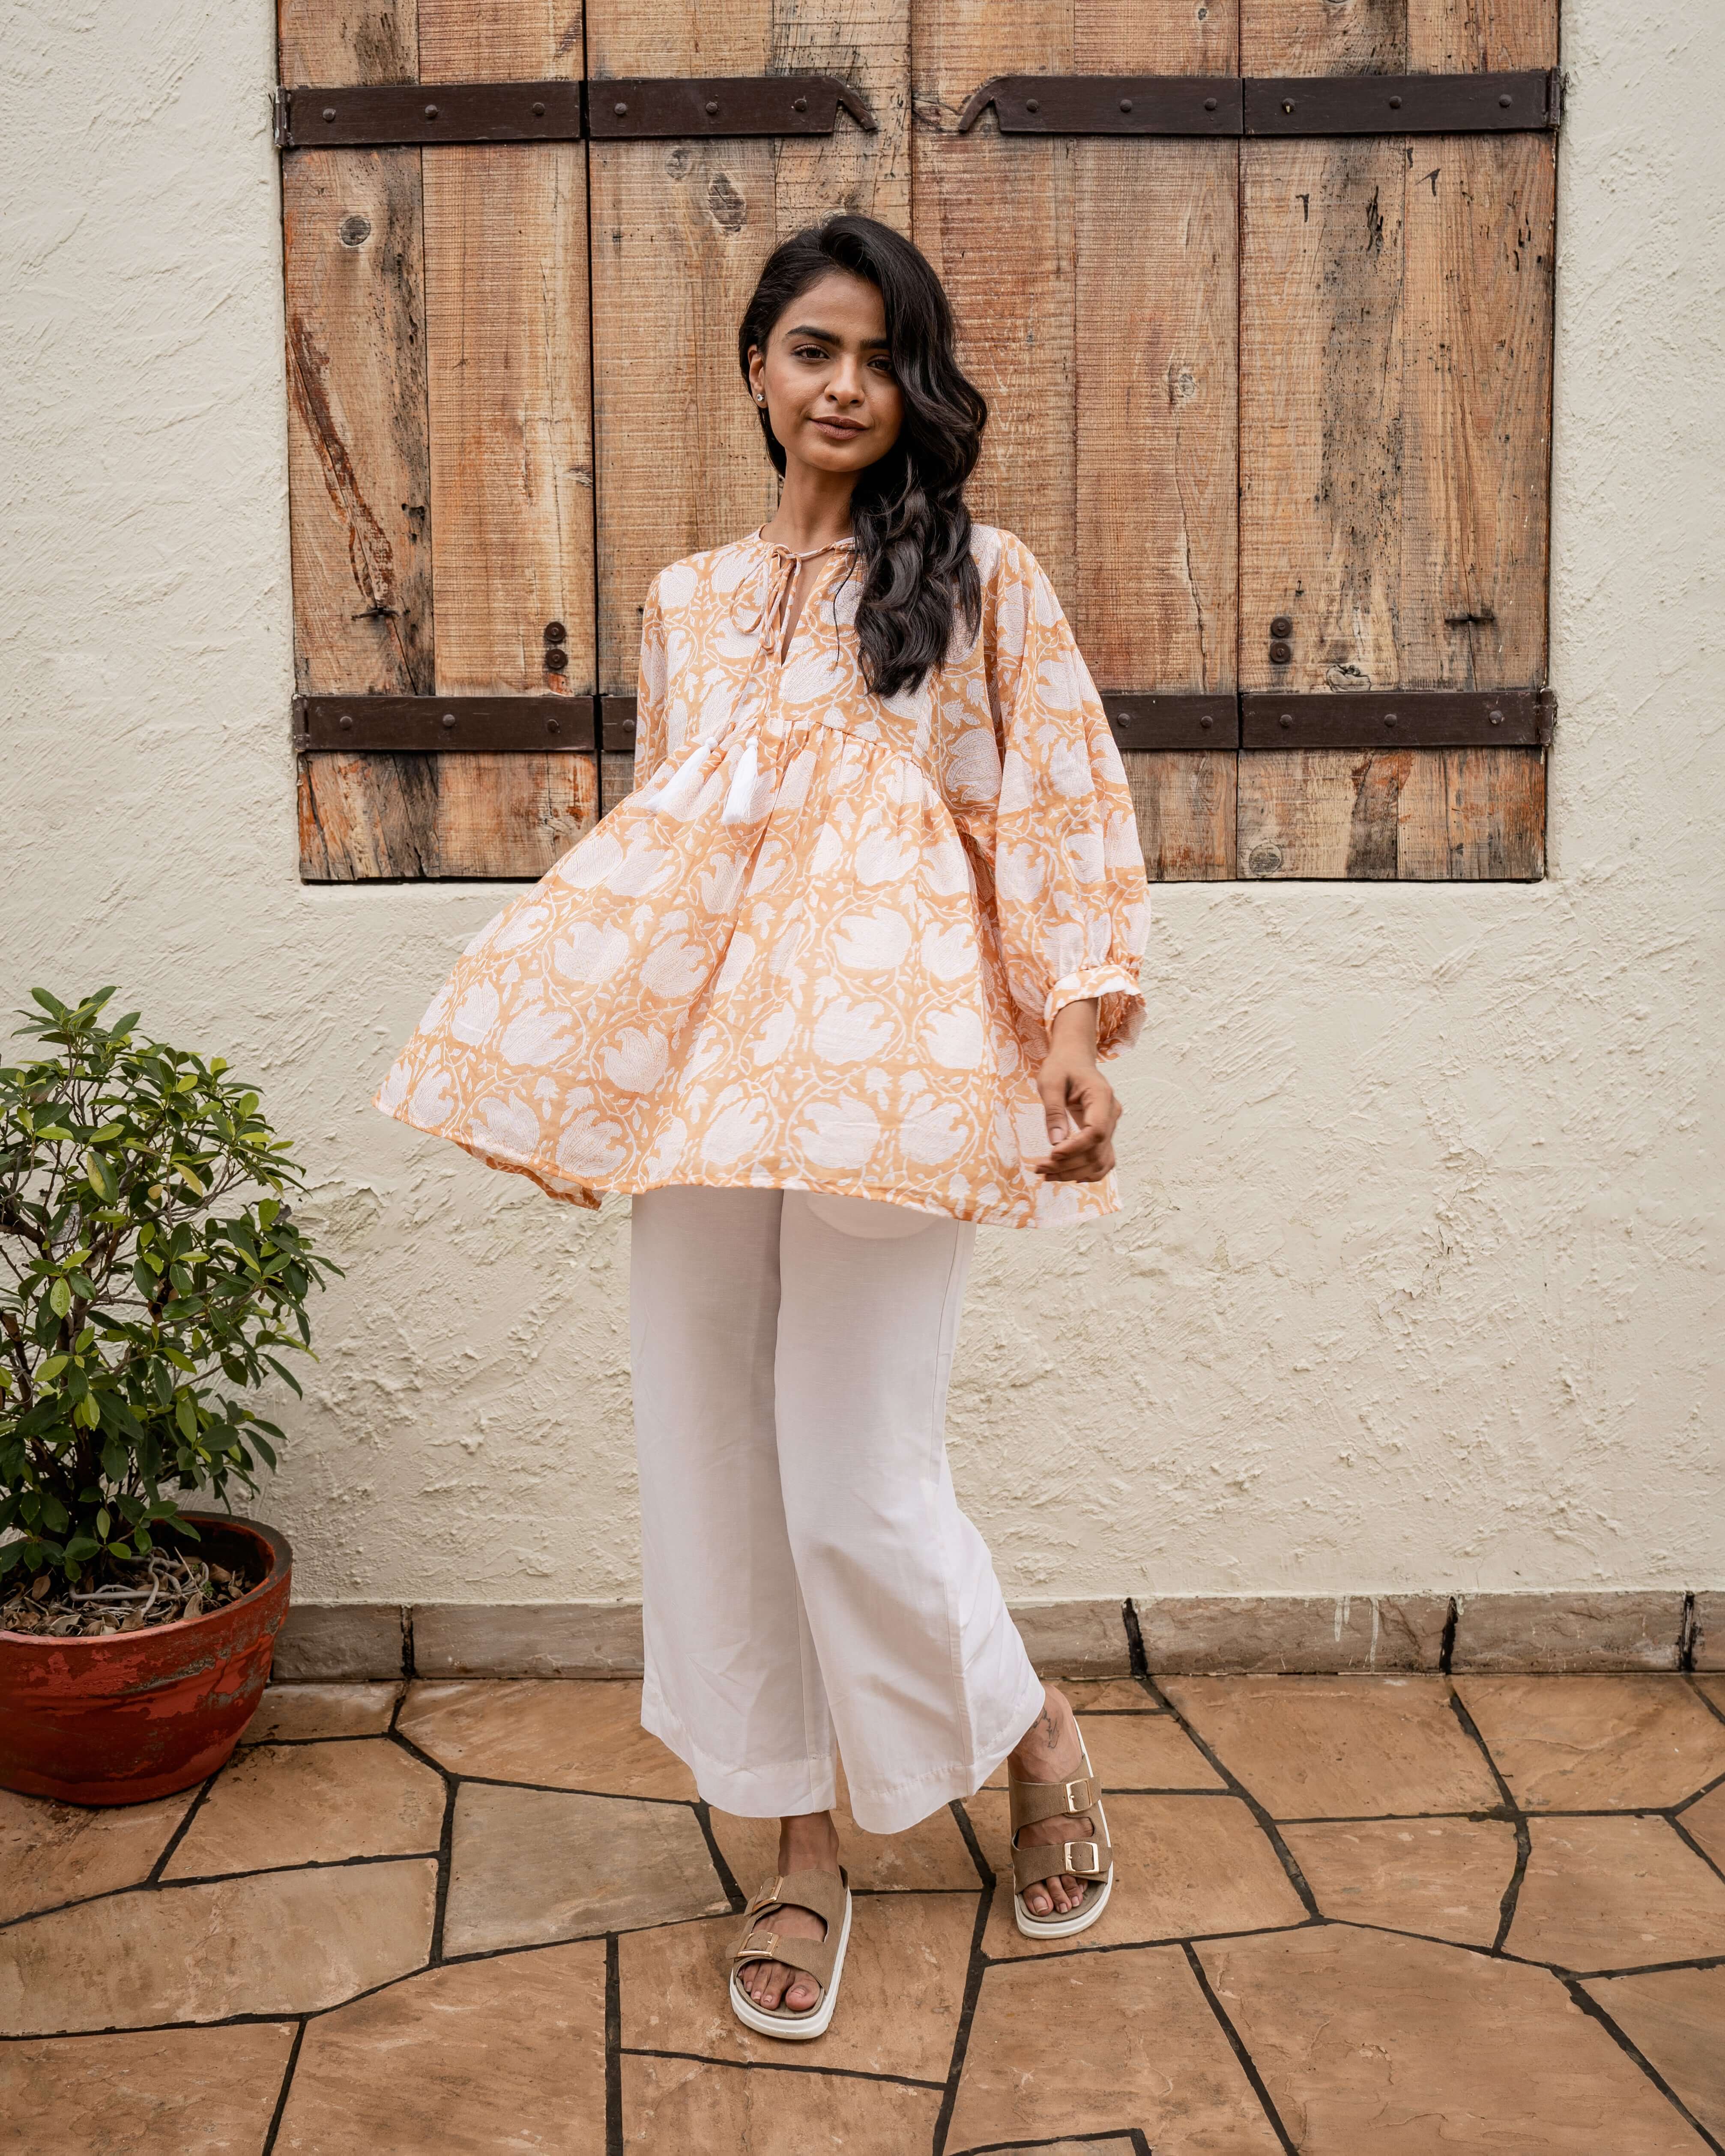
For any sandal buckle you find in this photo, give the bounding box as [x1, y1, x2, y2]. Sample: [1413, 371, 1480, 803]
[1065, 1839, 1100, 1875]
[1064, 1776, 1091, 1811]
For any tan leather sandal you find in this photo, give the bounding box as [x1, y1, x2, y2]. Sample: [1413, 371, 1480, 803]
[727, 1866, 852, 2041]
[1008, 1728, 1114, 1938]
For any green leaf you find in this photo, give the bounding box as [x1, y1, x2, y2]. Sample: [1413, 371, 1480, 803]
[48, 1278, 72, 1318]
[175, 1393, 197, 1441]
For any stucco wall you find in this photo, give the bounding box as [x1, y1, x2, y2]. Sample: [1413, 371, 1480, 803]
[3, 1, 1719, 1605]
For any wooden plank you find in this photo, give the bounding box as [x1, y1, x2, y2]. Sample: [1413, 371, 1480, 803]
[1073, 138, 1236, 694]
[914, 2, 1240, 881]
[300, 752, 598, 880]
[282, 4, 441, 879]
[419, 3, 595, 697]
[1241, 136, 1403, 696]
[278, 0, 418, 85]
[1126, 753, 1238, 881]
[588, 0, 909, 692]
[1396, 747, 1545, 877]
[1237, 747, 1543, 877]
[1401, 133, 1554, 688]
[599, 752, 637, 816]
[1238, 750, 1410, 878]
[1243, 0, 1557, 75]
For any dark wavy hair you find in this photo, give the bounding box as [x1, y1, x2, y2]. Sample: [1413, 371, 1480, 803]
[737, 215, 987, 701]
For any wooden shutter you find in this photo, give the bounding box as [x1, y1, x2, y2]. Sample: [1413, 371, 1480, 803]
[914, 3, 1241, 879]
[1235, 0, 1557, 879]
[277, 0, 1558, 886]
[282, 2, 598, 881]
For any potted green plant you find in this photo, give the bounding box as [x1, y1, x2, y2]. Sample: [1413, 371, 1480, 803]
[0, 988, 336, 1803]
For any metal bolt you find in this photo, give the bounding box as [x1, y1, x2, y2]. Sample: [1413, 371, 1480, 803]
[1269, 639, 1292, 664]
[1270, 614, 1293, 637]
[1115, 711, 1133, 730]
[544, 621, 567, 645]
[441, 712, 457, 730]
[1389, 95, 1402, 109]
[337, 214, 372, 248]
[322, 106, 337, 123]
[1383, 712, 1399, 727]
[544, 648, 569, 673]
[1282, 99, 1295, 114]
[792, 96, 807, 113]
[615, 101, 628, 117]
[1119, 98, 1133, 114]
[338, 713, 353, 730]
[1199, 713, 1214, 730]
[1025, 98, 1040, 113]
[546, 716, 561, 735]
[532, 101, 546, 117]
[1489, 709, 1504, 726]
[1499, 93, 1513, 108]
[1204, 97, 1218, 112]
[424, 104, 439, 119]
[706, 99, 719, 115]
[1279, 712, 1293, 729]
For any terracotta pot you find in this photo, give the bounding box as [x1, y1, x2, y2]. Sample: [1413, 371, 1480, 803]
[0, 1515, 292, 1806]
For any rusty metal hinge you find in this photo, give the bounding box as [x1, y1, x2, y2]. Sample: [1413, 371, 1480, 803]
[274, 75, 872, 150]
[1238, 688, 1555, 750]
[296, 689, 1554, 757]
[293, 696, 598, 753]
[958, 69, 1559, 138]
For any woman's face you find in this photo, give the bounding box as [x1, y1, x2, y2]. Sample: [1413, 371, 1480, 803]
[747, 270, 903, 477]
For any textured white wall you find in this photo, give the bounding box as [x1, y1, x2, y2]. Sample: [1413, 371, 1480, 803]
[3, 2, 1719, 1604]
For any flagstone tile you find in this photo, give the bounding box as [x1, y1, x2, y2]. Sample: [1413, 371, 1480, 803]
[0, 1786, 195, 1926]
[0, 2021, 296, 2154]
[1508, 1816, 1725, 1972]
[619, 1889, 975, 2082]
[966, 1790, 1306, 1957]
[1679, 1779, 1725, 1870]
[162, 1740, 443, 1878]
[1060, 1679, 1162, 1711]
[0, 1859, 435, 2036]
[710, 1791, 981, 1893]
[277, 1941, 606, 2154]
[1161, 1675, 1501, 1818]
[1454, 1677, 1725, 1810]
[1584, 1967, 1725, 2143]
[445, 1783, 728, 1955]
[981, 1711, 1224, 1792]
[239, 1682, 402, 1744]
[945, 1944, 1283, 2152]
[1280, 1817, 1518, 1946]
[1199, 1924, 1708, 2153]
[1693, 1676, 1725, 1711]
[622, 2053, 941, 2150]
[395, 1679, 696, 1799]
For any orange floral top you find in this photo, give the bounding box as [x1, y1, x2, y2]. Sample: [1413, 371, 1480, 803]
[375, 523, 1149, 1227]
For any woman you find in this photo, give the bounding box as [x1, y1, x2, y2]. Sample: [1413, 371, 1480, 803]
[376, 214, 1149, 2039]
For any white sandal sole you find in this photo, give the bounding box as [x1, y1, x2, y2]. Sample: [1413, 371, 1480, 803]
[728, 1888, 852, 2041]
[1012, 1734, 1114, 1939]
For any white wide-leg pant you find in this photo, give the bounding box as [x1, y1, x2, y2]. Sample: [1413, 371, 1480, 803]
[629, 1186, 1046, 1835]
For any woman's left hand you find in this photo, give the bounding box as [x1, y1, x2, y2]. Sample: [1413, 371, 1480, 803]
[1028, 1000, 1123, 1183]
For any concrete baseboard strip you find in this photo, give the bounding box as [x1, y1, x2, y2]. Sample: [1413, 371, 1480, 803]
[269, 1590, 1713, 1683]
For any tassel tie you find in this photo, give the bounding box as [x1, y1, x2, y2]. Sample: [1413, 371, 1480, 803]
[646, 538, 853, 830]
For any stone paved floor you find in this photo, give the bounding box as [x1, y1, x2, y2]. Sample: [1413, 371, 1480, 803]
[4, 1672, 1725, 2152]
